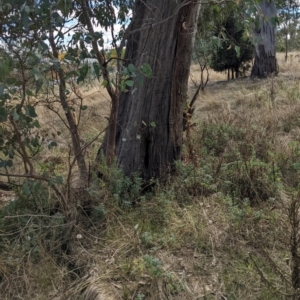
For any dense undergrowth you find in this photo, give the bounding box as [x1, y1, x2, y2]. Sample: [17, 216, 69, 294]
[1, 62, 300, 299]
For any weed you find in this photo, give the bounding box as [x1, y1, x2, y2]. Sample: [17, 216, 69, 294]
[94, 154, 142, 206]
[135, 293, 146, 300]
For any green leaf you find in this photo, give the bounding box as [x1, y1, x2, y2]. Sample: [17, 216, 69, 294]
[271, 16, 279, 26]
[55, 176, 63, 185]
[125, 80, 134, 87]
[84, 34, 93, 44]
[0, 160, 13, 168]
[102, 79, 108, 87]
[120, 80, 126, 91]
[150, 121, 156, 128]
[32, 120, 40, 128]
[39, 41, 49, 52]
[21, 9, 29, 28]
[32, 181, 42, 193]
[13, 111, 19, 121]
[41, 34, 47, 40]
[23, 185, 31, 196]
[48, 178, 55, 186]
[26, 90, 34, 96]
[93, 62, 101, 79]
[35, 79, 43, 94]
[93, 32, 103, 40]
[26, 106, 38, 118]
[80, 105, 88, 110]
[23, 5, 30, 13]
[31, 138, 39, 148]
[64, 53, 75, 61]
[32, 68, 41, 81]
[79, 64, 89, 75]
[77, 76, 84, 84]
[25, 116, 33, 124]
[235, 45, 240, 58]
[122, 67, 129, 76]
[128, 64, 135, 73]
[141, 63, 152, 77]
[48, 141, 57, 150]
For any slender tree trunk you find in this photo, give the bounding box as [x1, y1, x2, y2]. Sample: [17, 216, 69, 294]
[112, 0, 200, 180]
[285, 30, 288, 62]
[49, 30, 88, 184]
[251, 0, 277, 78]
[80, 0, 120, 166]
[235, 65, 239, 78]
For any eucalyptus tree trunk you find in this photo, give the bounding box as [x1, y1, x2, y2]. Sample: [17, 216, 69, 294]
[251, 0, 278, 78]
[112, 0, 200, 180]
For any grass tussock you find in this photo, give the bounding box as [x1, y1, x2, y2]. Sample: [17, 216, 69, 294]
[1, 53, 300, 299]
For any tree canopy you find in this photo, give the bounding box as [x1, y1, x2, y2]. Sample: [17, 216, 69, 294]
[208, 8, 253, 79]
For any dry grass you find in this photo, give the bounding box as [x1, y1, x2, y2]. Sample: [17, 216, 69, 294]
[189, 51, 300, 121]
[1, 52, 300, 299]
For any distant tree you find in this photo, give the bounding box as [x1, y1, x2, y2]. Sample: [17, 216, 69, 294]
[195, 2, 253, 81]
[210, 15, 253, 79]
[251, 0, 278, 78]
[277, 0, 300, 60]
[193, 4, 219, 89]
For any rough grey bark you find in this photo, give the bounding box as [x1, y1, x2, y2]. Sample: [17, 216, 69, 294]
[113, 0, 201, 180]
[251, 0, 278, 78]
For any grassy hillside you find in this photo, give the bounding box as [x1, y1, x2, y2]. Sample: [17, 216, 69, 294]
[1, 52, 300, 299]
